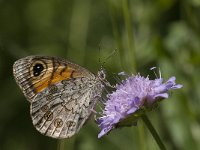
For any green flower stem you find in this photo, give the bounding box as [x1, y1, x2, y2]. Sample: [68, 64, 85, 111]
[141, 114, 167, 150]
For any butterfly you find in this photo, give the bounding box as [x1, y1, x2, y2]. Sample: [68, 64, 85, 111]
[13, 55, 108, 139]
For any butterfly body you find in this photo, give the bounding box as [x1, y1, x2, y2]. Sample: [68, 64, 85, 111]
[13, 56, 105, 139]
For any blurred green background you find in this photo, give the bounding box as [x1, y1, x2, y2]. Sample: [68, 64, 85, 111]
[0, 0, 200, 150]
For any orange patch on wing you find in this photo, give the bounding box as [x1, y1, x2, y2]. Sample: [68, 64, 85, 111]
[34, 66, 83, 93]
[34, 77, 51, 93]
[51, 66, 73, 83]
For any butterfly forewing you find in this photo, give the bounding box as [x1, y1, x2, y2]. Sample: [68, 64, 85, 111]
[13, 56, 93, 101]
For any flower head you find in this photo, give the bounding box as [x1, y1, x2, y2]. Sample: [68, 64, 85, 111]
[97, 73, 182, 138]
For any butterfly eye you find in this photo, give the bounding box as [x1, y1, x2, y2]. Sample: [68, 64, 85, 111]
[33, 63, 44, 77]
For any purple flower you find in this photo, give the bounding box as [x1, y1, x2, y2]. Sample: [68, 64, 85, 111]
[97, 73, 182, 138]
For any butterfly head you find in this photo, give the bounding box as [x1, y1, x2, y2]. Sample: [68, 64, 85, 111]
[97, 67, 106, 81]
[97, 67, 114, 88]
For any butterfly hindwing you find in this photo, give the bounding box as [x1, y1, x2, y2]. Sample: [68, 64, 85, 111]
[31, 76, 102, 138]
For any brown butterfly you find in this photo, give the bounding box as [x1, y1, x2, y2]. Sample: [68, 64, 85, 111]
[13, 56, 108, 139]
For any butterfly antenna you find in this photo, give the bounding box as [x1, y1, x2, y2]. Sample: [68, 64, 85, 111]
[98, 42, 103, 67]
[102, 49, 117, 67]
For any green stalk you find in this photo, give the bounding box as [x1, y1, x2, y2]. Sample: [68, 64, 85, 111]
[108, 0, 124, 70]
[141, 114, 167, 150]
[122, 0, 136, 73]
[108, 0, 136, 73]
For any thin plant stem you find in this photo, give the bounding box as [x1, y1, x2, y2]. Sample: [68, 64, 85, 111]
[122, 0, 136, 73]
[109, 0, 137, 73]
[107, 0, 124, 69]
[141, 114, 167, 150]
